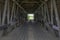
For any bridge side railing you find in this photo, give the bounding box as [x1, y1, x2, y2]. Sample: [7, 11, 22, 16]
[0, 21, 20, 36]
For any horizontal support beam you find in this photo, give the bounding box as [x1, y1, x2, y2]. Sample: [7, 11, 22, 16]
[21, 1, 40, 4]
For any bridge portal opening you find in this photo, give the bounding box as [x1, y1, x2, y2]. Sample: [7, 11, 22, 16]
[27, 14, 34, 22]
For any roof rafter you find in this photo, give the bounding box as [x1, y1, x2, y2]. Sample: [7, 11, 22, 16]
[12, 0, 27, 13]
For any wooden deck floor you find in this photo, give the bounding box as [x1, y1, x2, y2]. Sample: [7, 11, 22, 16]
[0, 23, 59, 40]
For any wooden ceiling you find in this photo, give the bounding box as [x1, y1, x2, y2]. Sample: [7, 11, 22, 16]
[17, 0, 42, 12]
[0, 0, 60, 13]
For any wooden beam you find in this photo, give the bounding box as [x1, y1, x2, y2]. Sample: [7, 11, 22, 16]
[51, 0, 53, 25]
[10, 0, 15, 24]
[53, 0, 60, 27]
[2, 0, 8, 25]
[12, 0, 27, 13]
[7, 0, 10, 24]
[41, 4, 44, 19]
[21, 1, 39, 4]
[34, 4, 43, 13]
[46, 4, 50, 24]
[0, 10, 1, 25]
[53, 0, 60, 34]
[44, 5, 47, 22]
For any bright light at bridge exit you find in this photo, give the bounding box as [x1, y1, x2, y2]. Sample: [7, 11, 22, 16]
[27, 14, 34, 21]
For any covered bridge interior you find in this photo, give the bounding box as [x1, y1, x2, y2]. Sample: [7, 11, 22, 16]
[0, 0, 60, 40]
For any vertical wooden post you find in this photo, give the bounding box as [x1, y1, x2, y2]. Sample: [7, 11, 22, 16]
[44, 5, 47, 22]
[14, 3, 16, 20]
[10, 1, 15, 24]
[53, 0, 60, 35]
[2, 0, 8, 25]
[51, 0, 53, 25]
[7, 0, 10, 24]
[0, 10, 1, 25]
[53, 0, 60, 26]
[16, 6, 19, 19]
[13, 7, 16, 19]
[46, 5, 50, 24]
[41, 5, 44, 21]
[41, 5, 44, 17]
